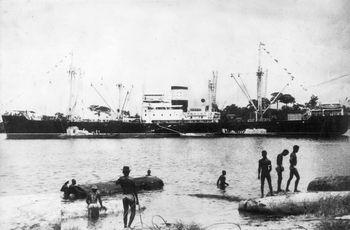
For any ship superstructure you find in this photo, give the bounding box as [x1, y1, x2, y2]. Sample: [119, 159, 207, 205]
[141, 85, 220, 124]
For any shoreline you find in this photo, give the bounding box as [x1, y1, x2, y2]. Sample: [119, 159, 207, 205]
[3, 132, 349, 139]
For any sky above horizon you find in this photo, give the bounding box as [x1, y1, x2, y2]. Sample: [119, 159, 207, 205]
[0, 0, 349, 116]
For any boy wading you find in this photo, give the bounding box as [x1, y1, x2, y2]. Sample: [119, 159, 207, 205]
[217, 170, 229, 190]
[116, 166, 139, 229]
[86, 185, 105, 220]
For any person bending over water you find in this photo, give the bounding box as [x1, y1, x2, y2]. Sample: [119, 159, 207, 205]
[116, 166, 139, 229]
[286, 145, 301, 192]
[258, 150, 274, 198]
[276, 149, 289, 192]
[60, 180, 70, 199]
[217, 170, 229, 190]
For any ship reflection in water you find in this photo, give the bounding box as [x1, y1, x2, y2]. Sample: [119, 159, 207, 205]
[0, 132, 349, 229]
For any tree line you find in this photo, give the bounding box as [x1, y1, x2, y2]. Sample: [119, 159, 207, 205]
[219, 93, 320, 122]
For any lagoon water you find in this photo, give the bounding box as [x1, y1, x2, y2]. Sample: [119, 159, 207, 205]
[0, 132, 349, 229]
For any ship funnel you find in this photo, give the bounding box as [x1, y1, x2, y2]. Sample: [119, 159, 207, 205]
[171, 86, 188, 112]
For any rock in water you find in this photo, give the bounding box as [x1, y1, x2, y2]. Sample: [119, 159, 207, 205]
[238, 191, 350, 215]
[307, 176, 350, 192]
[78, 176, 164, 197]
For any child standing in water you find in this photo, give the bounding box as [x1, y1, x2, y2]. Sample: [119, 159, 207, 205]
[86, 185, 106, 220]
[217, 170, 229, 190]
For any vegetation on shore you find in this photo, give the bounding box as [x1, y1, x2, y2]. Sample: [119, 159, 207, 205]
[314, 196, 350, 217]
[318, 220, 350, 230]
[312, 196, 350, 230]
[64, 222, 204, 230]
[173, 222, 204, 230]
[218, 93, 313, 122]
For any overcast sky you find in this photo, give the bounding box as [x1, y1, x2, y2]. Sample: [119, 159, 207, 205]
[0, 0, 349, 116]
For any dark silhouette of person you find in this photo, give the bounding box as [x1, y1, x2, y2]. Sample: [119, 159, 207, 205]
[60, 180, 70, 199]
[69, 179, 77, 192]
[115, 166, 139, 228]
[69, 179, 86, 199]
[286, 145, 300, 192]
[86, 185, 106, 220]
[276, 149, 289, 192]
[146, 169, 151, 176]
[258, 150, 274, 198]
[60, 179, 86, 199]
[217, 170, 229, 190]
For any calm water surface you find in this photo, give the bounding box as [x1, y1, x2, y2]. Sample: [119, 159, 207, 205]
[0, 132, 349, 229]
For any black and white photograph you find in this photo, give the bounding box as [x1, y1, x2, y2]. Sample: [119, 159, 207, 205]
[0, 0, 349, 229]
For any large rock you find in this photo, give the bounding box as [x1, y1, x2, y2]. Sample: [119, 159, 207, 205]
[71, 176, 164, 198]
[189, 193, 243, 202]
[238, 191, 350, 215]
[307, 176, 350, 192]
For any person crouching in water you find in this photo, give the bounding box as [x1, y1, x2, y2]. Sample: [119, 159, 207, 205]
[116, 166, 139, 229]
[258, 150, 274, 198]
[217, 170, 229, 190]
[276, 149, 289, 193]
[86, 185, 106, 220]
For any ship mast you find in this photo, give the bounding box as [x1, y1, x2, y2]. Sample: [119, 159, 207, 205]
[120, 85, 133, 119]
[212, 71, 218, 108]
[256, 42, 264, 121]
[208, 71, 218, 112]
[67, 52, 76, 120]
[116, 83, 123, 119]
[264, 69, 268, 98]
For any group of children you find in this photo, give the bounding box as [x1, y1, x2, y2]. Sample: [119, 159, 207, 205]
[217, 145, 301, 198]
[64, 146, 301, 228]
[87, 166, 142, 228]
[61, 167, 143, 228]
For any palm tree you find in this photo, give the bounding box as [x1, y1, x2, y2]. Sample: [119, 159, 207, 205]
[305, 95, 319, 109]
[247, 98, 270, 110]
[279, 94, 295, 106]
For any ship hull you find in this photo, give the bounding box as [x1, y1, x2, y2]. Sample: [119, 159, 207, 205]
[225, 115, 349, 137]
[2, 114, 348, 138]
[2, 115, 67, 134]
[1, 115, 222, 139]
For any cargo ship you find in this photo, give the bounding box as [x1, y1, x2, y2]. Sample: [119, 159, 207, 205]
[2, 45, 348, 138]
[2, 68, 222, 138]
[3, 101, 347, 138]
